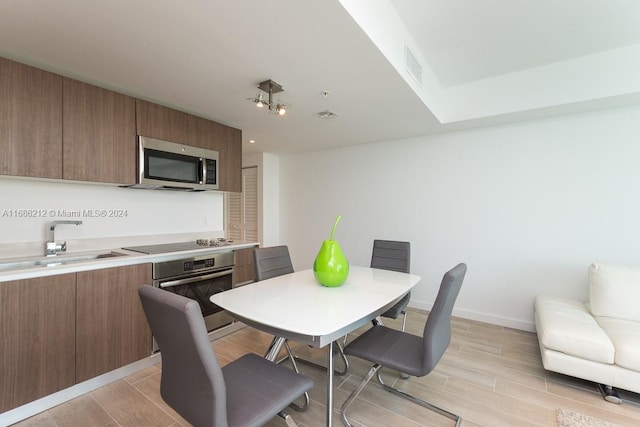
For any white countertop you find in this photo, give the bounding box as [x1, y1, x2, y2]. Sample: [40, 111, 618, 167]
[0, 241, 259, 282]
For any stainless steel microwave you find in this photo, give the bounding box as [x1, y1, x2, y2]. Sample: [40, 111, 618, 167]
[135, 136, 219, 191]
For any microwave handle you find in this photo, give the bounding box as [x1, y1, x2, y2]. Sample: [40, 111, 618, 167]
[199, 157, 205, 184]
[160, 269, 233, 288]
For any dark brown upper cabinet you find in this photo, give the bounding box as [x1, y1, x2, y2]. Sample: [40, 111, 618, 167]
[136, 99, 242, 192]
[0, 57, 63, 179]
[1, 58, 241, 189]
[214, 122, 242, 192]
[62, 78, 136, 184]
[135, 99, 199, 144]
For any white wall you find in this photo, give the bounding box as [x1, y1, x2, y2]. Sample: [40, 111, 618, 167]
[261, 153, 280, 247]
[278, 104, 640, 331]
[0, 178, 224, 253]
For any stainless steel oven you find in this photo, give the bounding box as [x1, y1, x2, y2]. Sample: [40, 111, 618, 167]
[151, 251, 235, 352]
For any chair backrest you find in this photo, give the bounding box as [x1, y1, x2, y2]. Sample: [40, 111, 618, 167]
[253, 245, 294, 281]
[138, 285, 228, 427]
[421, 263, 467, 374]
[370, 240, 410, 273]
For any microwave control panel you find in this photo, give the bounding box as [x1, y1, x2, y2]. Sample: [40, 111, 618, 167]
[205, 160, 217, 184]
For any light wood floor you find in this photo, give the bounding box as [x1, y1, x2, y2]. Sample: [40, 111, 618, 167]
[13, 309, 640, 427]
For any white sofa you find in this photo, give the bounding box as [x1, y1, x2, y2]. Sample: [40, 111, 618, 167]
[534, 263, 640, 402]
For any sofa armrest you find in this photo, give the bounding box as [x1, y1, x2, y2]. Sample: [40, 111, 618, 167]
[535, 296, 614, 364]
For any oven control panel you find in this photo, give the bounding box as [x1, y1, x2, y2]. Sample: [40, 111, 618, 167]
[152, 251, 235, 280]
[184, 258, 215, 271]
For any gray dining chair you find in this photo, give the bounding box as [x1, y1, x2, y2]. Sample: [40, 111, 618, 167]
[341, 263, 467, 427]
[367, 239, 412, 379]
[253, 245, 350, 377]
[253, 245, 295, 281]
[370, 240, 411, 331]
[138, 285, 313, 427]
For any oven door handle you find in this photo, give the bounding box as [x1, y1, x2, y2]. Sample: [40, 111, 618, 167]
[159, 269, 233, 288]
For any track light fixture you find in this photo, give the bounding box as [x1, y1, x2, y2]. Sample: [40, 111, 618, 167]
[247, 79, 288, 116]
[255, 93, 264, 108]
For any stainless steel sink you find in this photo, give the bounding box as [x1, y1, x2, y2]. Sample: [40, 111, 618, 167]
[0, 251, 128, 272]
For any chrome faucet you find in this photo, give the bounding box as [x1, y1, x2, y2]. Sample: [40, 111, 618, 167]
[46, 220, 83, 256]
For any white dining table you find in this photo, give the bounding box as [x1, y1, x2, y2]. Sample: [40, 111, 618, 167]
[211, 265, 421, 427]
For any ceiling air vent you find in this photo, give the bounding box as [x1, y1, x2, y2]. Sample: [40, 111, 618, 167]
[404, 45, 422, 86]
[317, 110, 339, 119]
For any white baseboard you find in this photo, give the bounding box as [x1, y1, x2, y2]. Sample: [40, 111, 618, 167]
[408, 301, 536, 332]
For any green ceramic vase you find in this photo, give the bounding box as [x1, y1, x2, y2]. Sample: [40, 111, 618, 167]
[313, 239, 349, 287]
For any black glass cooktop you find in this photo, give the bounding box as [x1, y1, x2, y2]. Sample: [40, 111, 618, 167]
[123, 239, 231, 255]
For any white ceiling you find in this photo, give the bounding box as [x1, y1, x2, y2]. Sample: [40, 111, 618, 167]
[1, 0, 639, 155]
[391, 0, 640, 87]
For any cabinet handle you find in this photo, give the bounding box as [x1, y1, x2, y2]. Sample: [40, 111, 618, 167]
[159, 269, 233, 288]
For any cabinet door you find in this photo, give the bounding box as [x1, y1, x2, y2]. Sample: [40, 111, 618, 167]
[214, 122, 242, 192]
[0, 57, 63, 179]
[0, 274, 76, 413]
[194, 118, 242, 192]
[76, 264, 152, 382]
[233, 247, 256, 286]
[194, 119, 242, 192]
[63, 78, 136, 184]
[135, 99, 198, 144]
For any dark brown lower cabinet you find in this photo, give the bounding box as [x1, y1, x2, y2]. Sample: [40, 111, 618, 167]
[0, 274, 76, 413]
[233, 247, 256, 286]
[75, 264, 152, 382]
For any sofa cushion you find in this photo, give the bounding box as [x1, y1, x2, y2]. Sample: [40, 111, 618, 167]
[535, 296, 614, 364]
[596, 316, 640, 371]
[589, 263, 640, 322]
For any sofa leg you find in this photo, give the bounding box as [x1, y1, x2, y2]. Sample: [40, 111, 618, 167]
[597, 383, 622, 404]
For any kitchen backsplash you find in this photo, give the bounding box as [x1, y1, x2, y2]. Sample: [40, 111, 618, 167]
[0, 177, 224, 256]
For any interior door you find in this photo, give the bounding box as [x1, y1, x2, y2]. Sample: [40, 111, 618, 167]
[226, 166, 258, 242]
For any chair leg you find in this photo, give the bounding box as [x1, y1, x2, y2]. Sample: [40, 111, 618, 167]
[341, 364, 382, 427]
[266, 337, 310, 412]
[399, 311, 410, 379]
[278, 411, 299, 427]
[283, 340, 310, 412]
[336, 340, 349, 374]
[278, 339, 349, 376]
[377, 375, 461, 427]
[400, 310, 407, 332]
